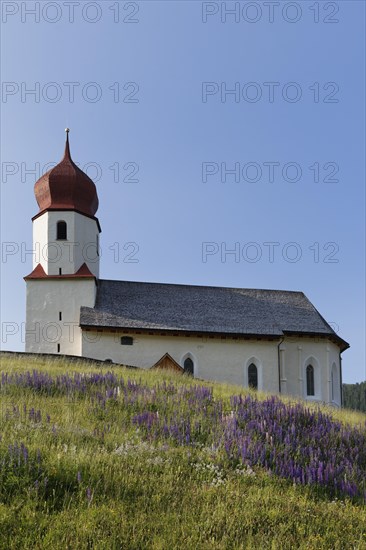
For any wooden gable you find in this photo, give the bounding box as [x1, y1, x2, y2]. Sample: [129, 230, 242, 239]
[150, 353, 184, 373]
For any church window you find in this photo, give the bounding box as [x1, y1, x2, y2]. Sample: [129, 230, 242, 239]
[306, 364, 315, 396]
[57, 221, 67, 240]
[184, 357, 194, 375]
[248, 363, 258, 390]
[59, 268, 62, 275]
[59, 312, 62, 321]
[57, 344, 60, 353]
[121, 336, 133, 345]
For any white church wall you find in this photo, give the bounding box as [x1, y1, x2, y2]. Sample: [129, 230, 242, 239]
[81, 331, 341, 404]
[33, 211, 99, 277]
[81, 332, 280, 391]
[33, 212, 48, 269]
[283, 338, 341, 407]
[25, 279, 96, 355]
[73, 213, 100, 277]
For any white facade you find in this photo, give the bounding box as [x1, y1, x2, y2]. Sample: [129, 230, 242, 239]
[26, 203, 99, 355]
[32, 211, 100, 277]
[25, 278, 96, 355]
[81, 331, 342, 407]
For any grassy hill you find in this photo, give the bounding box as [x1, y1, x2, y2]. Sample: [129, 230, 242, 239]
[1, 352, 365, 549]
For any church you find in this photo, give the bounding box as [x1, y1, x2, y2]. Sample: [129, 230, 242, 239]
[25, 131, 349, 406]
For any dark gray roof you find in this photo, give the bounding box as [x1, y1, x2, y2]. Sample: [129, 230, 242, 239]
[80, 280, 349, 350]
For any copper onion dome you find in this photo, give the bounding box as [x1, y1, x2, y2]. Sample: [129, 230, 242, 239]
[34, 130, 99, 218]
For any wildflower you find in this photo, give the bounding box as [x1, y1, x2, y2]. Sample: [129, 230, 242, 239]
[86, 487, 93, 504]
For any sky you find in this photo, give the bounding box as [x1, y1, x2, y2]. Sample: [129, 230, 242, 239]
[0, 0, 365, 383]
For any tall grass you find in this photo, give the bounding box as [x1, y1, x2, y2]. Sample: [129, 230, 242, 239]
[0, 353, 365, 549]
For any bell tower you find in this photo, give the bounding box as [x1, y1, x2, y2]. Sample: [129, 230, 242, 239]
[31, 128, 100, 277]
[24, 130, 101, 355]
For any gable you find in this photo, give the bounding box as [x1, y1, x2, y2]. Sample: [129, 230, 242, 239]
[150, 353, 184, 373]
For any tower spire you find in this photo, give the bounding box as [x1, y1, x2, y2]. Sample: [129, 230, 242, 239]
[64, 128, 71, 160]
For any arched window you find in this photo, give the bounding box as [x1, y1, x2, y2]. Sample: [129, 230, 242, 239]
[56, 221, 67, 240]
[248, 363, 258, 390]
[306, 364, 315, 396]
[184, 357, 194, 375]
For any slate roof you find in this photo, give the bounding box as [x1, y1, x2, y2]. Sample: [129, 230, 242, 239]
[79, 280, 349, 351]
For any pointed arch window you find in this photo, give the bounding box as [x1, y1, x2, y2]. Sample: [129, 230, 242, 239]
[57, 221, 67, 240]
[184, 357, 194, 375]
[306, 364, 315, 396]
[248, 363, 258, 390]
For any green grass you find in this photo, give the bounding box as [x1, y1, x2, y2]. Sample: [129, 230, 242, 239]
[0, 352, 365, 549]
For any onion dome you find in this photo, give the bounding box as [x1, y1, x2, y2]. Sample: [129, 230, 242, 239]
[34, 129, 99, 218]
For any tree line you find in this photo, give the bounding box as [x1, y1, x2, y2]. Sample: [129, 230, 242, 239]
[343, 382, 366, 412]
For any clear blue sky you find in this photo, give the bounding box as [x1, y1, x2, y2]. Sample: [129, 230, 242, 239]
[1, 1, 365, 383]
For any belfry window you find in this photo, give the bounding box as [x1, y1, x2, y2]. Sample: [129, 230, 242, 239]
[248, 363, 258, 390]
[306, 364, 315, 396]
[57, 221, 67, 240]
[184, 357, 194, 375]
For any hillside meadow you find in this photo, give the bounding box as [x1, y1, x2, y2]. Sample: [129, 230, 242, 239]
[0, 352, 365, 549]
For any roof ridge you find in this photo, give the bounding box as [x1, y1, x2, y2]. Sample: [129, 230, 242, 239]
[98, 278, 304, 294]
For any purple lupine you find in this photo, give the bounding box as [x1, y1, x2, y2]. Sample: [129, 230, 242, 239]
[86, 487, 92, 503]
[2, 368, 365, 502]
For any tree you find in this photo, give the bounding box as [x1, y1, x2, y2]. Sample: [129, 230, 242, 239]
[343, 381, 366, 412]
